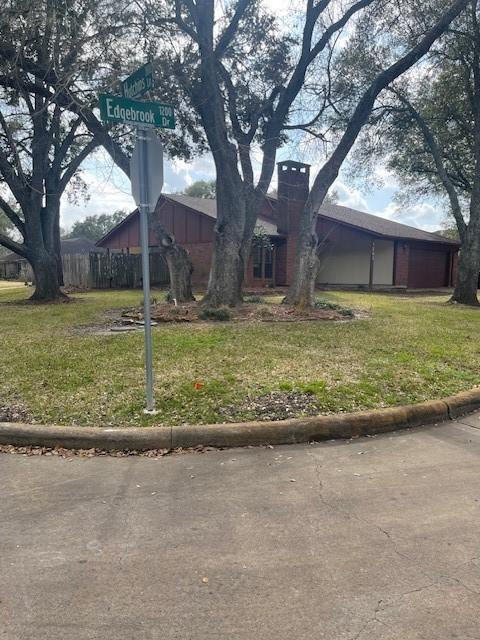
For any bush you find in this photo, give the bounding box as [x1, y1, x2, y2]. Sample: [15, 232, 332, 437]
[314, 298, 354, 317]
[199, 306, 232, 321]
[314, 298, 339, 310]
[339, 307, 354, 318]
[244, 295, 264, 304]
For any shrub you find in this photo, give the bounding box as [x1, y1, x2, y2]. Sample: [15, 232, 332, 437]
[199, 306, 232, 321]
[244, 295, 264, 304]
[339, 307, 354, 318]
[314, 298, 339, 310]
[314, 298, 354, 317]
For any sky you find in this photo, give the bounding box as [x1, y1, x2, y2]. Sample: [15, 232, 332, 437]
[61, 147, 445, 234]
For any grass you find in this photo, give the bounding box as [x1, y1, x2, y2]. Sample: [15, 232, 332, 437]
[0, 280, 27, 290]
[1, 285, 479, 428]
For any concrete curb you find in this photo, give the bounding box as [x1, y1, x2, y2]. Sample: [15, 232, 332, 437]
[0, 388, 479, 452]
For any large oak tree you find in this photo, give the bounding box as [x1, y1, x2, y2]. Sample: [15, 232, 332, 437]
[285, 0, 470, 307]
[353, 1, 480, 305]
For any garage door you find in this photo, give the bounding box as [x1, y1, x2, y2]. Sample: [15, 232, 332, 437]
[408, 247, 449, 288]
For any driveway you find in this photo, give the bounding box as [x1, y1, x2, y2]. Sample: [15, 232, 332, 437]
[2, 414, 480, 640]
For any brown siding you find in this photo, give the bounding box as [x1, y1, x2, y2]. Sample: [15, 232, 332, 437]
[407, 242, 450, 288]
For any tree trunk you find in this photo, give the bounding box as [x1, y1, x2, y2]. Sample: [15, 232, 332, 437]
[163, 244, 195, 303]
[54, 209, 64, 287]
[203, 178, 247, 307]
[204, 231, 244, 307]
[29, 250, 67, 302]
[149, 212, 194, 303]
[284, 201, 320, 308]
[450, 231, 480, 305]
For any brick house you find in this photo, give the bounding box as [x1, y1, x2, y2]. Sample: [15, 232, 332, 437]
[97, 161, 459, 289]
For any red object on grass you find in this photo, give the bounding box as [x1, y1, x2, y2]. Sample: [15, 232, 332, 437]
[194, 382, 204, 390]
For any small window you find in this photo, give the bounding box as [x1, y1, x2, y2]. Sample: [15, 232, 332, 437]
[264, 246, 273, 279]
[253, 244, 262, 278]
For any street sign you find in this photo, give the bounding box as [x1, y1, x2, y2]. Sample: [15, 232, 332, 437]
[98, 66, 175, 413]
[130, 129, 164, 213]
[121, 62, 153, 99]
[99, 94, 175, 129]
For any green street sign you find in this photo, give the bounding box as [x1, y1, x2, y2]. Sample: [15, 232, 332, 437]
[99, 94, 175, 129]
[122, 62, 153, 99]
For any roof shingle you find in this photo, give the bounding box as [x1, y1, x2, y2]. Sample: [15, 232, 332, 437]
[318, 203, 458, 245]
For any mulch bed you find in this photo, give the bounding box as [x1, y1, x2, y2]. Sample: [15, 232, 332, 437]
[119, 301, 352, 325]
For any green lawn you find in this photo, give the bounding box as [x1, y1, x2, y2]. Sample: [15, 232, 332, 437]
[1, 285, 479, 427]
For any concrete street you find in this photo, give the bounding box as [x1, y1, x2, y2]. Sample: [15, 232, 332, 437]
[2, 414, 480, 640]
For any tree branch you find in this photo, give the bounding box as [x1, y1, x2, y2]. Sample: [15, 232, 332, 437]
[0, 109, 26, 184]
[215, 0, 253, 59]
[0, 231, 27, 258]
[307, 0, 469, 212]
[59, 138, 99, 193]
[0, 145, 27, 208]
[0, 194, 25, 235]
[396, 92, 466, 235]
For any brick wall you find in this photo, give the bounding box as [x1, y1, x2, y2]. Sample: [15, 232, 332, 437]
[394, 241, 409, 286]
[277, 161, 310, 285]
[183, 242, 213, 286]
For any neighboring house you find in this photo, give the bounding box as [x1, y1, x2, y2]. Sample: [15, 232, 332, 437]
[0, 237, 98, 280]
[97, 161, 459, 289]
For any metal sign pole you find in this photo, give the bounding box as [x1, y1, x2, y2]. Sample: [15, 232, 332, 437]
[137, 125, 155, 412]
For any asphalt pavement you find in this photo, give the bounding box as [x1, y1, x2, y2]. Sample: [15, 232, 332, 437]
[2, 413, 480, 639]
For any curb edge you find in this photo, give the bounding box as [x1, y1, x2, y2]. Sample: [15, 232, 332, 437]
[0, 388, 479, 452]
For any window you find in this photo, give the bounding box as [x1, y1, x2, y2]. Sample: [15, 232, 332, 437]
[264, 246, 273, 279]
[253, 244, 274, 280]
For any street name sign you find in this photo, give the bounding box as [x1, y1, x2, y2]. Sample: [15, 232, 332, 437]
[98, 62, 176, 413]
[121, 62, 153, 99]
[130, 130, 164, 213]
[99, 94, 175, 129]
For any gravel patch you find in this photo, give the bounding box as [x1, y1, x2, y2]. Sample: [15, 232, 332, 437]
[220, 390, 321, 422]
[0, 401, 32, 423]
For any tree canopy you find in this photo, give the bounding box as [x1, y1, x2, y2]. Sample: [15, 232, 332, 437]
[65, 210, 128, 242]
[182, 180, 216, 199]
[345, 0, 480, 304]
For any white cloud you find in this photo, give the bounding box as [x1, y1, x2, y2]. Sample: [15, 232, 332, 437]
[61, 169, 135, 230]
[372, 165, 399, 190]
[374, 201, 444, 232]
[334, 180, 369, 210]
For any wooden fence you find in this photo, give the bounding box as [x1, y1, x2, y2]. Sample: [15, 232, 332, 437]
[62, 251, 170, 289]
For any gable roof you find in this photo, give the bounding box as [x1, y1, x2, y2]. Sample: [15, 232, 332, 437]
[318, 203, 458, 245]
[98, 193, 280, 246]
[97, 193, 458, 247]
[165, 194, 280, 236]
[61, 237, 99, 254]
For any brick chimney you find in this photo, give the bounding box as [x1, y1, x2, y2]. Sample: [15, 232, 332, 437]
[276, 160, 310, 285]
